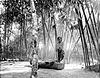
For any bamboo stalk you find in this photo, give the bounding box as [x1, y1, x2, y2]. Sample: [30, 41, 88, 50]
[75, 5, 87, 67]
[79, 19, 90, 67]
[53, 15, 58, 60]
[77, 4, 90, 67]
[85, 2, 99, 59]
[78, 19, 86, 67]
[44, 20, 54, 49]
[41, 10, 46, 45]
[91, 6, 98, 37]
[24, 14, 27, 55]
[72, 24, 87, 51]
[86, 25, 94, 65]
[3, 0, 7, 57]
[81, 3, 99, 61]
[97, 13, 100, 62]
[86, 3, 97, 40]
[91, 7, 100, 62]
[97, 13, 100, 55]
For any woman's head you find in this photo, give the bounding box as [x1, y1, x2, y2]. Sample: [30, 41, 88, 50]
[34, 40, 37, 47]
[57, 37, 62, 43]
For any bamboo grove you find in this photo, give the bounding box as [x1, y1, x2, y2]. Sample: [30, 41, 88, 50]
[0, 0, 100, 68]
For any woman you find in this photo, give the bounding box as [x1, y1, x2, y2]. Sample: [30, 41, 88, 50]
[57, 37, 64, 62]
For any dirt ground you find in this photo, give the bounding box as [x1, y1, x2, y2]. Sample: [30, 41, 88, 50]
[0, 62, 100, 78]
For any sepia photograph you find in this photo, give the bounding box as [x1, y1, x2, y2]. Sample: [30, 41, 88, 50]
[0, 0, 100, 78]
